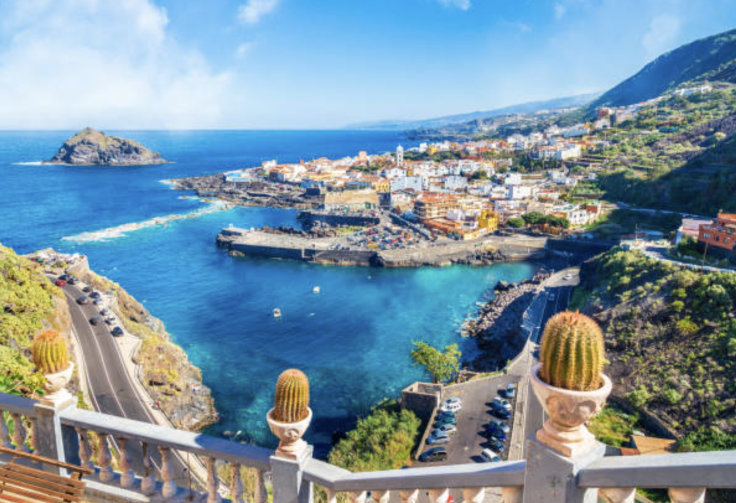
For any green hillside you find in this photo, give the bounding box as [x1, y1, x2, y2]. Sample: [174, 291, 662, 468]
[589, 28, 736, 110]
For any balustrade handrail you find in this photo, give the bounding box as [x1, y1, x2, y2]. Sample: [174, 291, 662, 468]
[578, 450, 736, 489]
[0, 393, 37, 417]
[304, 458, 526, 491]
[59, 405, 274, 470]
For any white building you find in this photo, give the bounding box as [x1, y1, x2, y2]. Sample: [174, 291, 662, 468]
[396, 145, 404, 167]
[504, 173, 523, 186]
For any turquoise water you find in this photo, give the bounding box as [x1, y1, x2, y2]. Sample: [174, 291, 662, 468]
[0, 131, 534, 455]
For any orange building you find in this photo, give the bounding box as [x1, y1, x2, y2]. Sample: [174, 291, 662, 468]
[698, 212, 736, 261]
[414, 195, 459, 221]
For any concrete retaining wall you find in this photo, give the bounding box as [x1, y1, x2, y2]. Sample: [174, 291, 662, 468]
[297, 211, 380, 228]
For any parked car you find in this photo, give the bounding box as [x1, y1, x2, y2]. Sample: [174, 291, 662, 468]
[489, 418, 511, 434]
[89, 291, 101, 299]
[426, 432, 450, 445]
[503, 383, 517, 399]
[93, 298, 104, 306]
[484, 425, 507, 442]
[564, 273, 573, 280]
[418, 447, 447, 462]
[105, 316, 117, 325]
[82, 286, 93, 293]
[434, 416, 457, 428]
[76, 295, 89, 305]
[55, 279, 66, 287]
[58, 274, 69, 281]
[89, 315, 102, 326]
[493, 396, 512, 411]
[111, 326, 124, 337]
[480, 449, 501, 463]
[491, 405, 511, 420]
[434, 424, 457, 435]
[486, 438, 505, 453]
[67, 277, 78, 285]
[548, 293, 556, 302]
[440, 398, 462, 413]
[99, 308, 109, 316]
[436, 412, 455, 422]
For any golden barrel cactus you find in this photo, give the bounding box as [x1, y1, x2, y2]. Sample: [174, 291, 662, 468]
[31, 329, 69, 374]
[539, 311, 606, 392]
[272, 369, 310, 423]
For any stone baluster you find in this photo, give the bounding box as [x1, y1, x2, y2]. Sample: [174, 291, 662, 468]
[96, 433, 114, 482]
[350, 491, 367, 503]
[372, 490, 390, 503]
[9, 412, 28, 451]
[117, 437, 134, 488]
[158, 445, 178, 499]
[255, 469, 268, 503]
[500, 487, 522, 503]
[0, 413, 11, 448]
[462, 488, 486, 503]
[428, 488, 450, 503]
[399, 489, 419, 503]
[140, 442, 156, 496]
[669, 488, 706, 503]
[75, 428, 93, 469]
[228, 463, 244, 503]
[205, 457, 221, 503]
[600, 488, 636, 503]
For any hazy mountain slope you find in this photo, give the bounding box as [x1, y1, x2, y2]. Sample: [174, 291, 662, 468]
[589, 28, 736, 109]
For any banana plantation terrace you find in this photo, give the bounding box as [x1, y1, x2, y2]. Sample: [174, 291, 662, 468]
[0, 371, 735, 503]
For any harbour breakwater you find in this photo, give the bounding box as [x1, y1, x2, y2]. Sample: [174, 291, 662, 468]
[216, 227, 547, 267]
[465, 271, 550, 371]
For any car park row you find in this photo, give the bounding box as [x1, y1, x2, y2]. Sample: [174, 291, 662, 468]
[57, 274, 125, 338]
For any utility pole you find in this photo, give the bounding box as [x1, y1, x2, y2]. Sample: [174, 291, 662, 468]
[702, 240, 709, 268]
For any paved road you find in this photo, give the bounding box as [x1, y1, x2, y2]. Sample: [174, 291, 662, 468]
[60, 282, 194, 488]
[522, 269, 579, 457]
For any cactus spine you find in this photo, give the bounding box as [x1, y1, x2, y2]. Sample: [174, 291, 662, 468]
[31, 330, 69, 374]
[539, 311, 606, 392]
[273, 369, 310, 423]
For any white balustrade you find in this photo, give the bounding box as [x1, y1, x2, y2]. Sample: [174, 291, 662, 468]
[255, 468, 268, 503]
[399, 489, 419, 503]
[501, 487, 522, 503]
[206, 457, 222, 503]
[96, 432, 114, 482]
[140, 442, 156, 496]
[668, 487, 706, 503]
[0, 413, 12, 448]
[75, 427, 93, 469]
[159, 445, 178, 499]
[9, 412, 27, 451]
[462, 487, 485, 503]
[372, 490, 390, 503]
[428, 488, 450, 503]
[350, 490, 367, 503]
[117, 437, 134, 488]
[599, 487, 635, 503]
[229, 462, 244, 503]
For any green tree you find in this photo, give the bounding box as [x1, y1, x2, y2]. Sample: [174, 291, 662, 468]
[506, 217, 525, 229]
[410, 342, 461, 384]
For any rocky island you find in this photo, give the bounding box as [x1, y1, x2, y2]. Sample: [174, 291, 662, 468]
[46, 127, 169, 165]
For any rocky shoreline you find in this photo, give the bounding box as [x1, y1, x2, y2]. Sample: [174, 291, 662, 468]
[465, 271, 550, 371]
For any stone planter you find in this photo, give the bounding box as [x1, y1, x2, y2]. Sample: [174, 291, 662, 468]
[530, 363, 611, 457]
[40, 362, 75, 409]
[267, 407, 313, 460]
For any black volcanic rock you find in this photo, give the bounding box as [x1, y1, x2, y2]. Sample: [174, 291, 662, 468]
[47, 127, 168, 165]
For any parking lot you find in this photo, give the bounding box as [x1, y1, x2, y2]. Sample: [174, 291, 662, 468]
[418, 373, 520, 466]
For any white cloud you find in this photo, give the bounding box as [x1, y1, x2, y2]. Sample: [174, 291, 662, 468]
[0, 0, 238, 129]
[238, 0, 280, 24]
[437, 0, 471, 10]
[642, 14, 681, 59]
[554, 3, 567, 20]
[236, 42, 255, 59]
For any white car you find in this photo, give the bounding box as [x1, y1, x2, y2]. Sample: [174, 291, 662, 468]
[440, 401, 462, 413]
[480, 449, 501, 463]
[564, 273, 573, 280]
[493, 396, 512, 411]
[434, 424, 457, 435]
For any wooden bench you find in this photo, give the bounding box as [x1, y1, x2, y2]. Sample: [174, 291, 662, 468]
[0, 446, 94, 503]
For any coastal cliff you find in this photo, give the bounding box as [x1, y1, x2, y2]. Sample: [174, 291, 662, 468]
[46, 127, 168, 166]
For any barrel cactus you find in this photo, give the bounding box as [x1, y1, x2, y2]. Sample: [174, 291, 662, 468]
[539, 311, 606, 392]
[31, 330, 69, 375]
[272, 369, 310, 423]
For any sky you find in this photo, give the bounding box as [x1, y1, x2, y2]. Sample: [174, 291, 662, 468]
[0, 0, 734, 129]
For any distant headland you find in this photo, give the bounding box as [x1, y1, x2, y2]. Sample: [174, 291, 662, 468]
[45, 127, 169, 166]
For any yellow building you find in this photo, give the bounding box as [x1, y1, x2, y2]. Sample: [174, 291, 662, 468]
[478, 209, 499, 232]
[372, 178, 390, 193]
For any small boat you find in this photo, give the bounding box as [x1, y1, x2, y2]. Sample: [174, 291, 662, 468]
[313, 286, 320, 293]
[273, 308, 282, 318]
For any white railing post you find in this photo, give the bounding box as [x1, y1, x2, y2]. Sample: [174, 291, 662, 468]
[255, 468, 268, 503]
[158, 445, 178, 499]
[668, 488, 706, 503]
[117, 437, 134, 488]
[270, 446, 314, 503]
[32, 403, 68, 474]
[97, 432, 114, 483]
[229, 462, 245, 503]
[206, 457, 222, 503]
[9, 412, 28, 451]
[140, 442, 157, 496]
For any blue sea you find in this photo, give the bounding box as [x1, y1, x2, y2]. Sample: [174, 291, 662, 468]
[0, 131, 534, 455]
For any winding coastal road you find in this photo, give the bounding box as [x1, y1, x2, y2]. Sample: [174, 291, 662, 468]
[59, 282, 194, 487]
